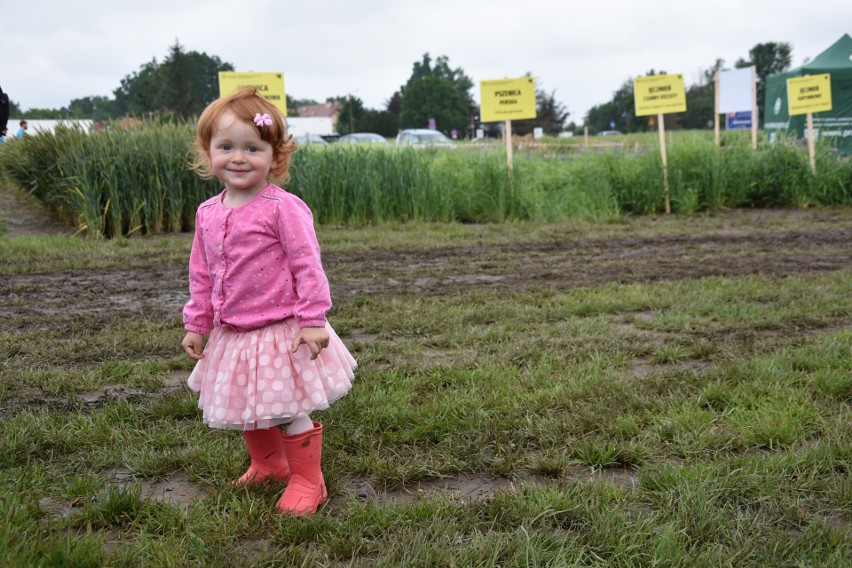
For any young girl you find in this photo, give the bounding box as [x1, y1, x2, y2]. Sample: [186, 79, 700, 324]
[181, 86, 356, 516]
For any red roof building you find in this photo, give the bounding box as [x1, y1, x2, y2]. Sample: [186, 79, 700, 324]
[294, 102, 342, 126]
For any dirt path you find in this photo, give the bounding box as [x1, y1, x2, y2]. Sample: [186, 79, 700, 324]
[325, 220, 852, 301]
[0, 186, 70, 237]
[2, 207, 850, 328]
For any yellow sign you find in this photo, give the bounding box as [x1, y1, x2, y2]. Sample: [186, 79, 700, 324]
[479, 77, 536, 122]
[787, 74, 832, 116]
[633, 74, 686, 116]
[218, 72, 287, 115]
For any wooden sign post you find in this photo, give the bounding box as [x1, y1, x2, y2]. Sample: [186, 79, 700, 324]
[786, 74, 833, 174]
[480, 77, 537, 177]
[806, 113, 816, 172]
[657, 113, 670, 214]
[633, 74, 687, 214]
[751, 66, 758, 150]
[714, 72, 720, 147]
[504, 119, 514, 172]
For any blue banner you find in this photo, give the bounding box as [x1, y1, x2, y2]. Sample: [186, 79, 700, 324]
[726, 111, 752, 130]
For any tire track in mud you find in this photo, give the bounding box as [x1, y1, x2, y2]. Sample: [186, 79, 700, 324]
[1, 221, 850, 327]
[325, 227, 852, 301]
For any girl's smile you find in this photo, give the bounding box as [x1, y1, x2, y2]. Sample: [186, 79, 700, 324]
[210, 111, 276, 201]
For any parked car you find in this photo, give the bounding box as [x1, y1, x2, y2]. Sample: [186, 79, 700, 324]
[339, 133, 390, 145]
[396, 129, 454, 148]
[293, 134, 328, 146]
[597, 130, 624, 136]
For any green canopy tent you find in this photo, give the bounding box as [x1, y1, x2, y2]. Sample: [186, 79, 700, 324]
[764, 33, 852, 155]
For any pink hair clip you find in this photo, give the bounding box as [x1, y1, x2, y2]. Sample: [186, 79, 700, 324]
[253, 113, 273, 127]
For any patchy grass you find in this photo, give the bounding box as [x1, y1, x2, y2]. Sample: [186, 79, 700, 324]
[0, 212, 850, 566]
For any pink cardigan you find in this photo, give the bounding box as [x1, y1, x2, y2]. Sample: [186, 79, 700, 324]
[183, 184, 331, 335]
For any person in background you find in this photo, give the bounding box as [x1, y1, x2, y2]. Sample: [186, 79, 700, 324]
[0, 85, 9, 136]
[16, 120, 27, 137]
[0, 127, 7, 142]
[181, 86, 357, 517]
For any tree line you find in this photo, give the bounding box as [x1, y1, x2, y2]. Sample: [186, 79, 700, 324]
[10, 44, 571, 139]
[585, 42, 792, 133]
[9, 41, 793, 138]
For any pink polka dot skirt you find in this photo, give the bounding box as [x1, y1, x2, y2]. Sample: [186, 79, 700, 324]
[187, 318, 356, 430]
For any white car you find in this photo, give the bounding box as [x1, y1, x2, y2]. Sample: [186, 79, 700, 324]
[395, 129, 454, 148]
[339, 133, 389, 145]
[293, 134, 328, 146]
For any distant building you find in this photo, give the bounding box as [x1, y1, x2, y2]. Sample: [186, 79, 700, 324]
[294, 102, 342, 130]
[287, 117, 335, 137]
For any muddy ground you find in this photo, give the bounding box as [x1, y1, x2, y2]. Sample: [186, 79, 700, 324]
[2, 189, 851, 509]
[2, 206, 851, 326]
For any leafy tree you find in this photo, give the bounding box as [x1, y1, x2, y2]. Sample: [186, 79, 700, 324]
[385, 92, 402, 118]
[586, 70, 665, 134]
[563, 120, 581, 135]
[18, 107, 66, 119]
[680, 83, 714, 130]
[586, 78, 638, 134]
[336, 96, 366, 135]
[113, 41, 233, 118]
[735, 42, 792, 125]
[286, 95, 318, 116]
[535, 90, 570, 135]
[7, 99, 21, 117]
[323, 95, 398, 137]
[512, 77, 571, 136]
[398, 54, 475, 113]
[67, 96, 116, 120]
[113, 58, 164, 117]
[394, 54, 475, 134]
[355, 109, 398, 138]
[399, 76, 469, 134]
[680, 59, 724, 130]
[158, 42, 214, 117]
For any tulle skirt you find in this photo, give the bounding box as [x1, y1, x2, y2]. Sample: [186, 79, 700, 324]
[187, 318, 356, 430]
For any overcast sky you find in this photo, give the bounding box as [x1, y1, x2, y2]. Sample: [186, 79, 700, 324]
[3, 1, 850, 122]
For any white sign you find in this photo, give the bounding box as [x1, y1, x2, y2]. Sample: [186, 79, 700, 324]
[718, 68, 753, 114]
[286, 117, 334, 136]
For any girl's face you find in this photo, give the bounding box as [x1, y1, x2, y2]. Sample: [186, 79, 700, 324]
[209, 111, 276, 196]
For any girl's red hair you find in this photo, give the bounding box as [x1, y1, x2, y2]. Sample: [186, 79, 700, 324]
[191, 86, 297, 184]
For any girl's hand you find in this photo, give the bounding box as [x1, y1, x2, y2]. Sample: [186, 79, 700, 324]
[292, 327, 330, 360]
[182, 332, 206, 360]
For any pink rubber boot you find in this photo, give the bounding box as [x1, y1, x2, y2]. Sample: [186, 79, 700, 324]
[276, 422, 328, 516]
[234, 428, 291, 485]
